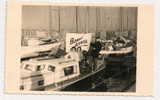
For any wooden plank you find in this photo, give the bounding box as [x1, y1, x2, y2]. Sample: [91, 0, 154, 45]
[50, 6, 59, 32]
[128, 7, 137, 31]
[22, 6, 50, 30]
[60, 6, 77, 33]
[104, 7, 120, 32]
[96, 7, 121, 32]
[122, 7, 128, 31]
[122, 7, 137, 31]
[77, 7, 88, 33]
[88, 7, 97, 33]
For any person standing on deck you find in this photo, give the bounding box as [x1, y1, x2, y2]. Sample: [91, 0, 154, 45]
[88, 37, 102, 72]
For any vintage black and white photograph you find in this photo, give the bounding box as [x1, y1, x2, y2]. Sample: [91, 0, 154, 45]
[20, 5, 137, 92]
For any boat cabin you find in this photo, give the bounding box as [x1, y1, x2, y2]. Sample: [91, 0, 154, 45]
[20, 57, 80, 90]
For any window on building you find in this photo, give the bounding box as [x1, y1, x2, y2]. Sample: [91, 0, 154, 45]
[38, 80, 44, 86]
[48, 65, 55, 72]
[24, 64, 33, 71]
[36, 65, 45, 71]
[64, 66, 74, 76]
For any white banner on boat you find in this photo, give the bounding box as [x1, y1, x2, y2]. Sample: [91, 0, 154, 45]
[66, 33, 92, 52]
